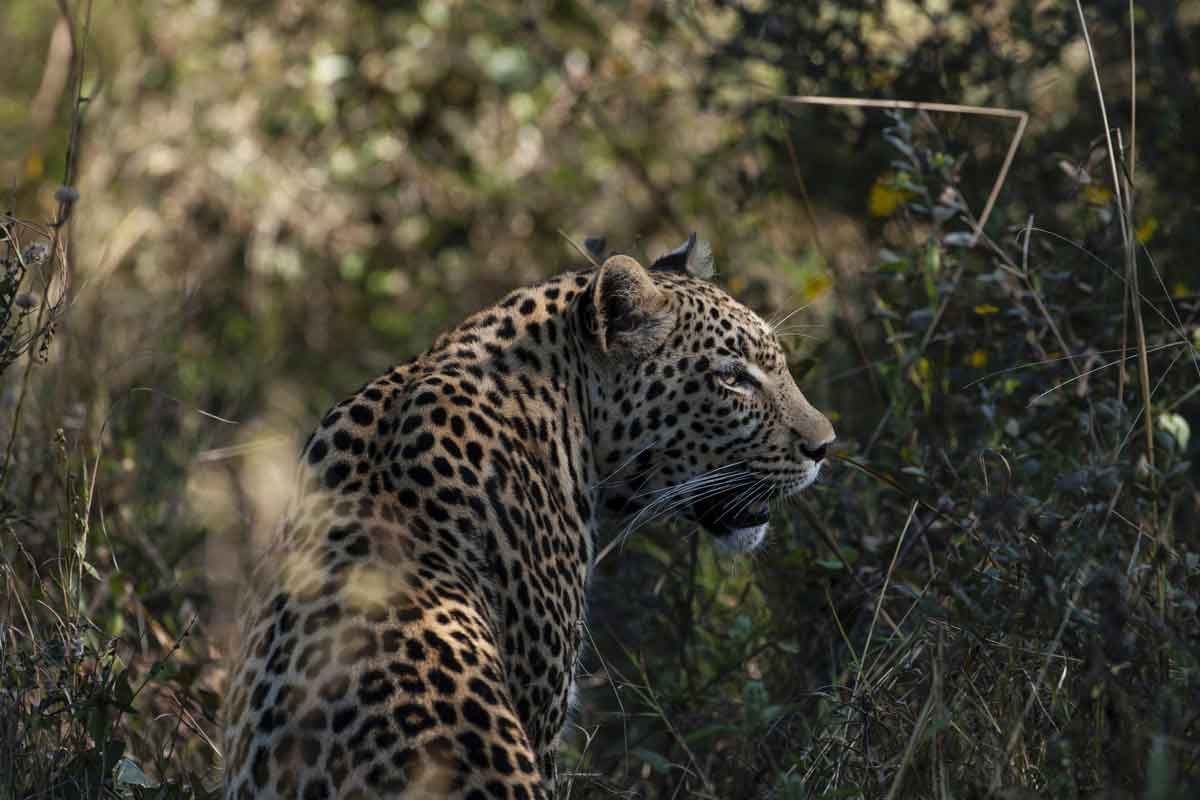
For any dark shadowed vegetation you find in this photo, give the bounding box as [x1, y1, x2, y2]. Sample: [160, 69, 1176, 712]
[2, 0, 1198, 797]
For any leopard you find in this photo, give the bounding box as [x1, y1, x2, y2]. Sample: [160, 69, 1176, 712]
[221, 234, 836, 799]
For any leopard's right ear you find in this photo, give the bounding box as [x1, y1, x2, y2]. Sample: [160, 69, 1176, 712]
[650, 232, 714, 279]
[583, 236, 608, 263]
[580, 255, 674, 358]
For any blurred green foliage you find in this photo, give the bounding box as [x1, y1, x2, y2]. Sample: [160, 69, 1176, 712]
[2, 0, 1198, 797]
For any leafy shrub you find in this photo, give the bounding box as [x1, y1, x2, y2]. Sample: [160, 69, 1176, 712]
[571, 109, 1199, 798]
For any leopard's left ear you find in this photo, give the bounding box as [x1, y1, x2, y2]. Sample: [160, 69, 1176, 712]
[583, 255, 674, 358]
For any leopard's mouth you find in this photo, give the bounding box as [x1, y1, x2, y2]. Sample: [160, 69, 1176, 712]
[689, 489, 772, 537]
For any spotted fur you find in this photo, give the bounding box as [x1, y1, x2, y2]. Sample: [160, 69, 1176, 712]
[222, 244, 835, 799]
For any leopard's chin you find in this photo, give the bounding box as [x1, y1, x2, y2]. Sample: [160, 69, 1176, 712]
[712, 522, 769, 553]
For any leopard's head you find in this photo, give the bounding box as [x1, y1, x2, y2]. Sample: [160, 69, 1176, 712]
[580, 238, 835, 552]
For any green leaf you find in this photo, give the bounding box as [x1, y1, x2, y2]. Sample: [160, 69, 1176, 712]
[762, 704, 787, 723]
[1145, 734, 1171, 800]
[682, 723, 736, 744]
[115, 757, 158, 788]
[629, 538, 672, 566]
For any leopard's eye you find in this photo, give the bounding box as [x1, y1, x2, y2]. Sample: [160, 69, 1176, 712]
[717, 366, 755, 390]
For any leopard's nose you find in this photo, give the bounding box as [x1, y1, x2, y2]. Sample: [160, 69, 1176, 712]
[788, 395, 836, 464]
[800, 441, 829, 462]
[792, 424, 835, 463]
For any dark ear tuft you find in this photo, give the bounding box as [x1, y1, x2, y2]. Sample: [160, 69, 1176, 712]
[650, 232, 697, 273]
[584, 236, 608, 263]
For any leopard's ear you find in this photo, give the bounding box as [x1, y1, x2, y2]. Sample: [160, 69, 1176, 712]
[650, 232, 696, 273]
[583, 236, 608, 263]
[651, 232, 715, 279]
[585, 255, 673, 357]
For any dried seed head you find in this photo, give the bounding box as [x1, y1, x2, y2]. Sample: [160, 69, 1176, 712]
[55, 186, 80, 205]
[22, 243, 49, 267]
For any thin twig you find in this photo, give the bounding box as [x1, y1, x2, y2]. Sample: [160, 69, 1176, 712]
[778, 96, 1028, 245]
[853, 501, 917, 703]
[558, 229, 600, 268]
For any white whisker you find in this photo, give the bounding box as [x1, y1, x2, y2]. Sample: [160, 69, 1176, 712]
[630, 461, 747, 500]
[590, 441, 659, 490]
[769, 304, 813, 333]
[614, 472, 757, 549]
[719, 478, 776, 524]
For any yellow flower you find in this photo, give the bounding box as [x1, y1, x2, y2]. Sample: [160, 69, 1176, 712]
[907, 356, 931, 388]
[964, 350, 988, 368]
[1083, 185, 1113, 205]
[868, 177, 915, 218]
[1135, 217, 1158, 243]
[974, 304, 1000, 315]
[802, 273, 832, 300]
[1172, 282, 1190, 298]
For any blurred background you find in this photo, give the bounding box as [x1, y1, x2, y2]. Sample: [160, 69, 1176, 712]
[2, 0, 1198, 797]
